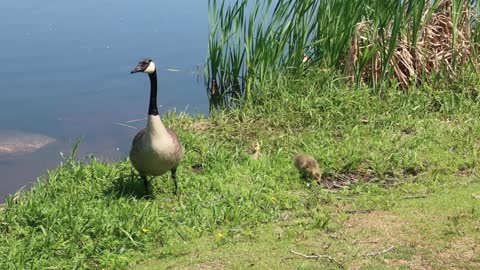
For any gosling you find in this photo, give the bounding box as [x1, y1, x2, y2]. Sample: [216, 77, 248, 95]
[250, 142, 262, 160]
[293, 153, 322, 182]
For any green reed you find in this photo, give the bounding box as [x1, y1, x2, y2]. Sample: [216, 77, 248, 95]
[206, 0, 478, 109]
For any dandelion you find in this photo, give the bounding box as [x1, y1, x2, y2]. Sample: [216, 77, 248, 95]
[142, 228, 149, 233]
[217, 232, 224, 239]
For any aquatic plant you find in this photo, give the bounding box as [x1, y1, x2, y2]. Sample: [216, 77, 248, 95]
[206, 0, 479, 108]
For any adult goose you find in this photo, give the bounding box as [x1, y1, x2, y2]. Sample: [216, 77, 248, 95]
[129, 59, 184, 194]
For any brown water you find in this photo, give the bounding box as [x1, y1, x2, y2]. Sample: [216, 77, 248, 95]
[0, 0, 210, 201]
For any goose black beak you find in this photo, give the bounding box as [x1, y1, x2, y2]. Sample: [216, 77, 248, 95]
[130, 63, 145, 74]
[130, 67, 141, 74]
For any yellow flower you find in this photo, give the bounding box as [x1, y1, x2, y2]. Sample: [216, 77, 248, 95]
[271, 196, 277, 202]
[217, 232, 224, 239]
[142, 228, 149, 233]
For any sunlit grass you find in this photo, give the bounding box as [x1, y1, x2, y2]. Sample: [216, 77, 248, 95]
[1, 68, 479, 268]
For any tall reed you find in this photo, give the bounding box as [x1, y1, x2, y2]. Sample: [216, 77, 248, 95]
[206, 0, 479, 109]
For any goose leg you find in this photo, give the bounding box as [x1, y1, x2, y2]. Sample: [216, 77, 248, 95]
[141, 174, 149, 194]
[171, 168, 178, 194]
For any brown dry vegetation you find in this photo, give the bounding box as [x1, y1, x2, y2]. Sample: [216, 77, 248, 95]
[347, 0, 473, 87]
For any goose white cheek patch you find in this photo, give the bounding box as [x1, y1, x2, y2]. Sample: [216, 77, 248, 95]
[144, 62, 156, 74]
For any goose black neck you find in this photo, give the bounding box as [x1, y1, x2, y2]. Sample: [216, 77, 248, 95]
[148, 71, 159, 116]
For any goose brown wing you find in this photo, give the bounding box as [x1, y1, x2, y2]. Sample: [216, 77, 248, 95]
[132, 128, 146, 146]
[130, 128, 146, 159]
[166, 127, 183, 154]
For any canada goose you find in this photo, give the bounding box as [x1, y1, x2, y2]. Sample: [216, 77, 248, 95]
[293, 153, 322, 182]
[129, 59, 184, 194]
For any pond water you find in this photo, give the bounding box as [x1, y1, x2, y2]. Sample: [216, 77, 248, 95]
[0, 0, 210, 201]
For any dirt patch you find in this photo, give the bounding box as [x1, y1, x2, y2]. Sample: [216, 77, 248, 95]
[321, 169, 373, 190]
[390, 255, 435, 270]
[344, 211, 408, 244]
[390, 237, 480, 269]
[343, 211, 433, 269]
[191, 163, 204, 174]
[344, 211, 480, 269]
[181, 260, 225, 270]
[436, 237, 480, 269]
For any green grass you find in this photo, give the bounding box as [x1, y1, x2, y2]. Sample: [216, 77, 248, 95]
[1, 69, 480, 269]
[135, 180, 480, 269]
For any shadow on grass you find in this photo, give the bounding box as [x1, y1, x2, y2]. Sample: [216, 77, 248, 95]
[105, 171, 150, 200]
